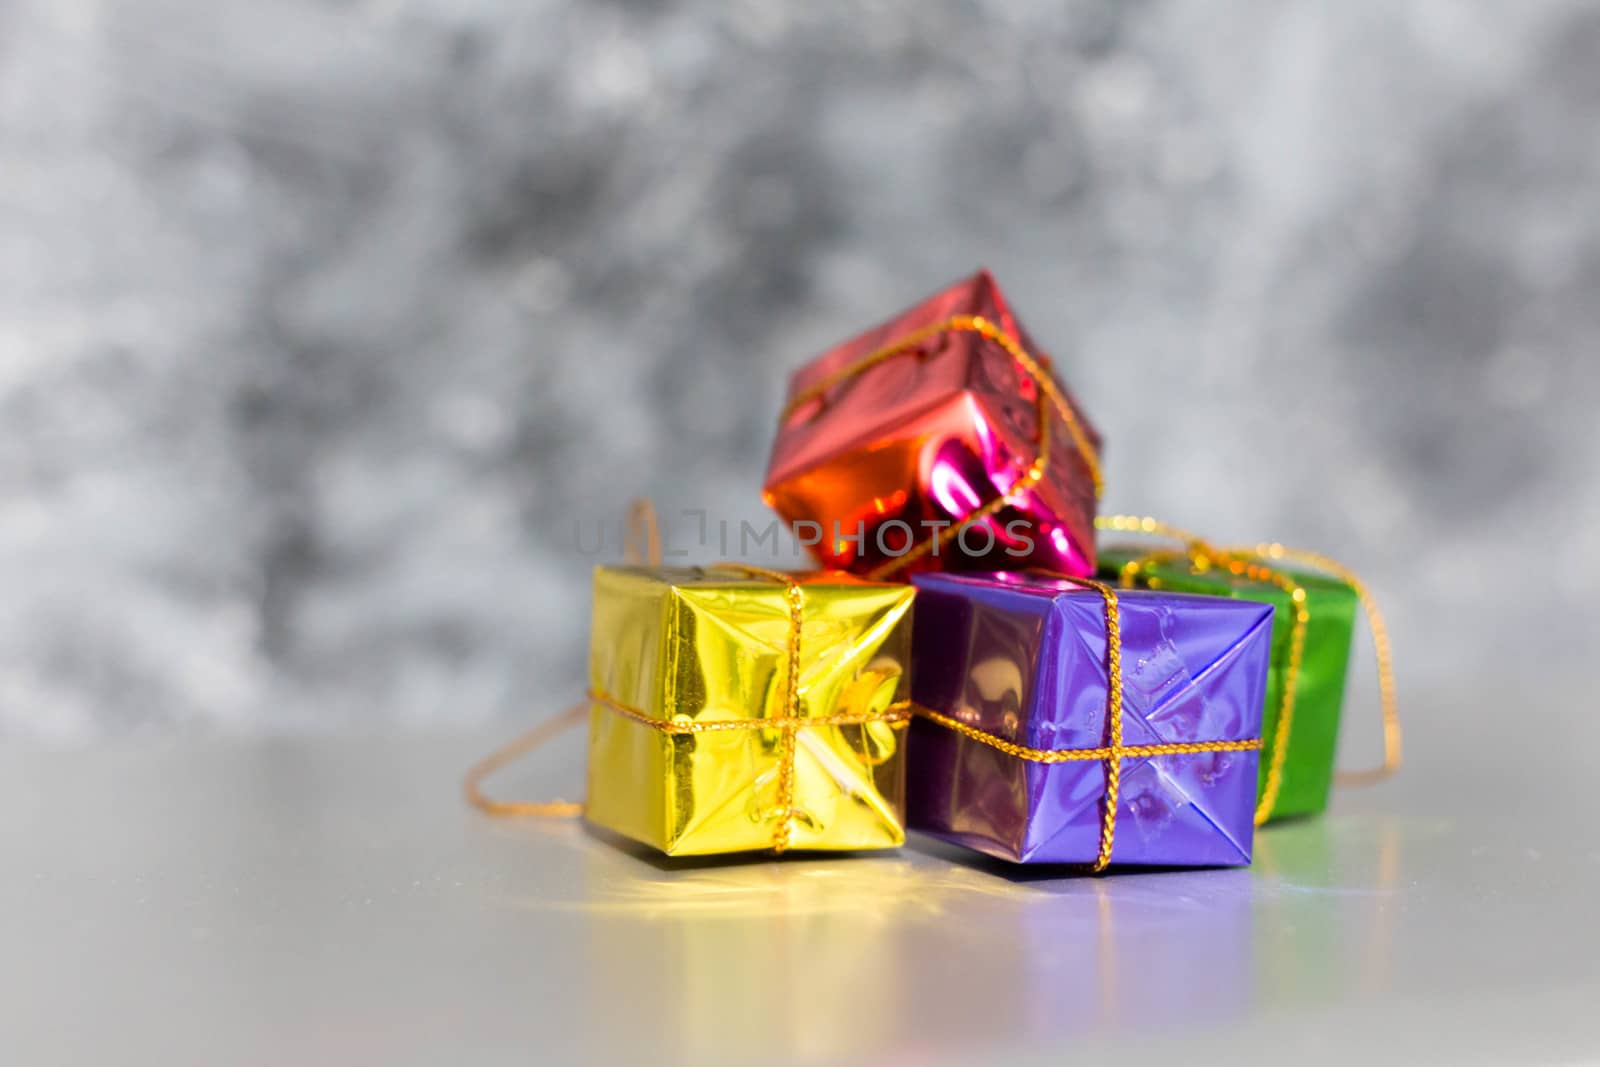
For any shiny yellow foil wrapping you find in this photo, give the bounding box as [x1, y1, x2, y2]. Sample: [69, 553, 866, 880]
[584, 565, 914, 856]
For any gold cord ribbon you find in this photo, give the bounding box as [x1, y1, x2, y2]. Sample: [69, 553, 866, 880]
[463, 501, 912, 855]
[781, 315, 1102, 580]
[912, 574, 1262, 872]
[462, 702, 588, 818]
[1095, 514, 1401, 825]
[587, 689, 913, 735]
[463, 500, 669, 820]
[694, 562, 806, 853]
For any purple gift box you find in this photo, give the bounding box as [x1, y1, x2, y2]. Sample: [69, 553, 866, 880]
[908, 571, 1273, 867]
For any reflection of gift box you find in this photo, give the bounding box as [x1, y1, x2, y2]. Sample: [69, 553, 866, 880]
[1099, 546, 1358, 823]
[583, 565, 914, 856]
[763, 270, 1102, 580]
[906, 571, 1271, 867]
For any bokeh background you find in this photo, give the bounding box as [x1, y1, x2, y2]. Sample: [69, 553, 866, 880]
[3, 1, 1597, 742]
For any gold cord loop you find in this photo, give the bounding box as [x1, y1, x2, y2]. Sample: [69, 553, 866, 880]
[1249, 542, 1401, 786]
[464, 497, 668, 822]
[462, 702, 588, 817]
[623, 498, 663, 566]
[1094, 514, 1401, 824]
[463, 523, 840, 856]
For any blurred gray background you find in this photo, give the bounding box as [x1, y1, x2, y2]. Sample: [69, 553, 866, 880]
[3, 0, 1597, 741]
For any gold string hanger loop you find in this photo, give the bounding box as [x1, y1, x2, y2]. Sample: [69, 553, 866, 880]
[462, 498, 667, 819]
[1246, 542, 1401, 786]
[1094, 514, 1400, 824]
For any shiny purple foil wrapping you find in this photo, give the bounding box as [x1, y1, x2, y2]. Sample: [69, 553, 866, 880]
[907, 572, 1273, 866]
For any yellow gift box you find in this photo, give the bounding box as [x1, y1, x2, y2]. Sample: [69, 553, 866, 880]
[583, 564, 915, 856]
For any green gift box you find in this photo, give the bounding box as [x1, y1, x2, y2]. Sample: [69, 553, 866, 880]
[1098, 542, 1363, 824]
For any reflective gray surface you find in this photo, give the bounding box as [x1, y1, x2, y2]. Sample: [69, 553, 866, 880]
[4, 718, 1596, 1066]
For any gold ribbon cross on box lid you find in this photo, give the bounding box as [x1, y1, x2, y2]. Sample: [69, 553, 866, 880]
[466, 501, 916, 856]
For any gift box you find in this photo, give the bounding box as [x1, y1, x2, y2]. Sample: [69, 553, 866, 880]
[1098, 544, 1360, 823]
[583, 564, 915, 856]
[762, 270, 1103, 580]
[906, 571, 1271, 868]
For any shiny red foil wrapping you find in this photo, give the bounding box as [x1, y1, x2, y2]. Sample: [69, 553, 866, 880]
[763, 270, 1101, 578]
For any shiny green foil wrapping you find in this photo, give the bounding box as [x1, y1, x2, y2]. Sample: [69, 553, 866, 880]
[1098, 547, 1358, 821]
